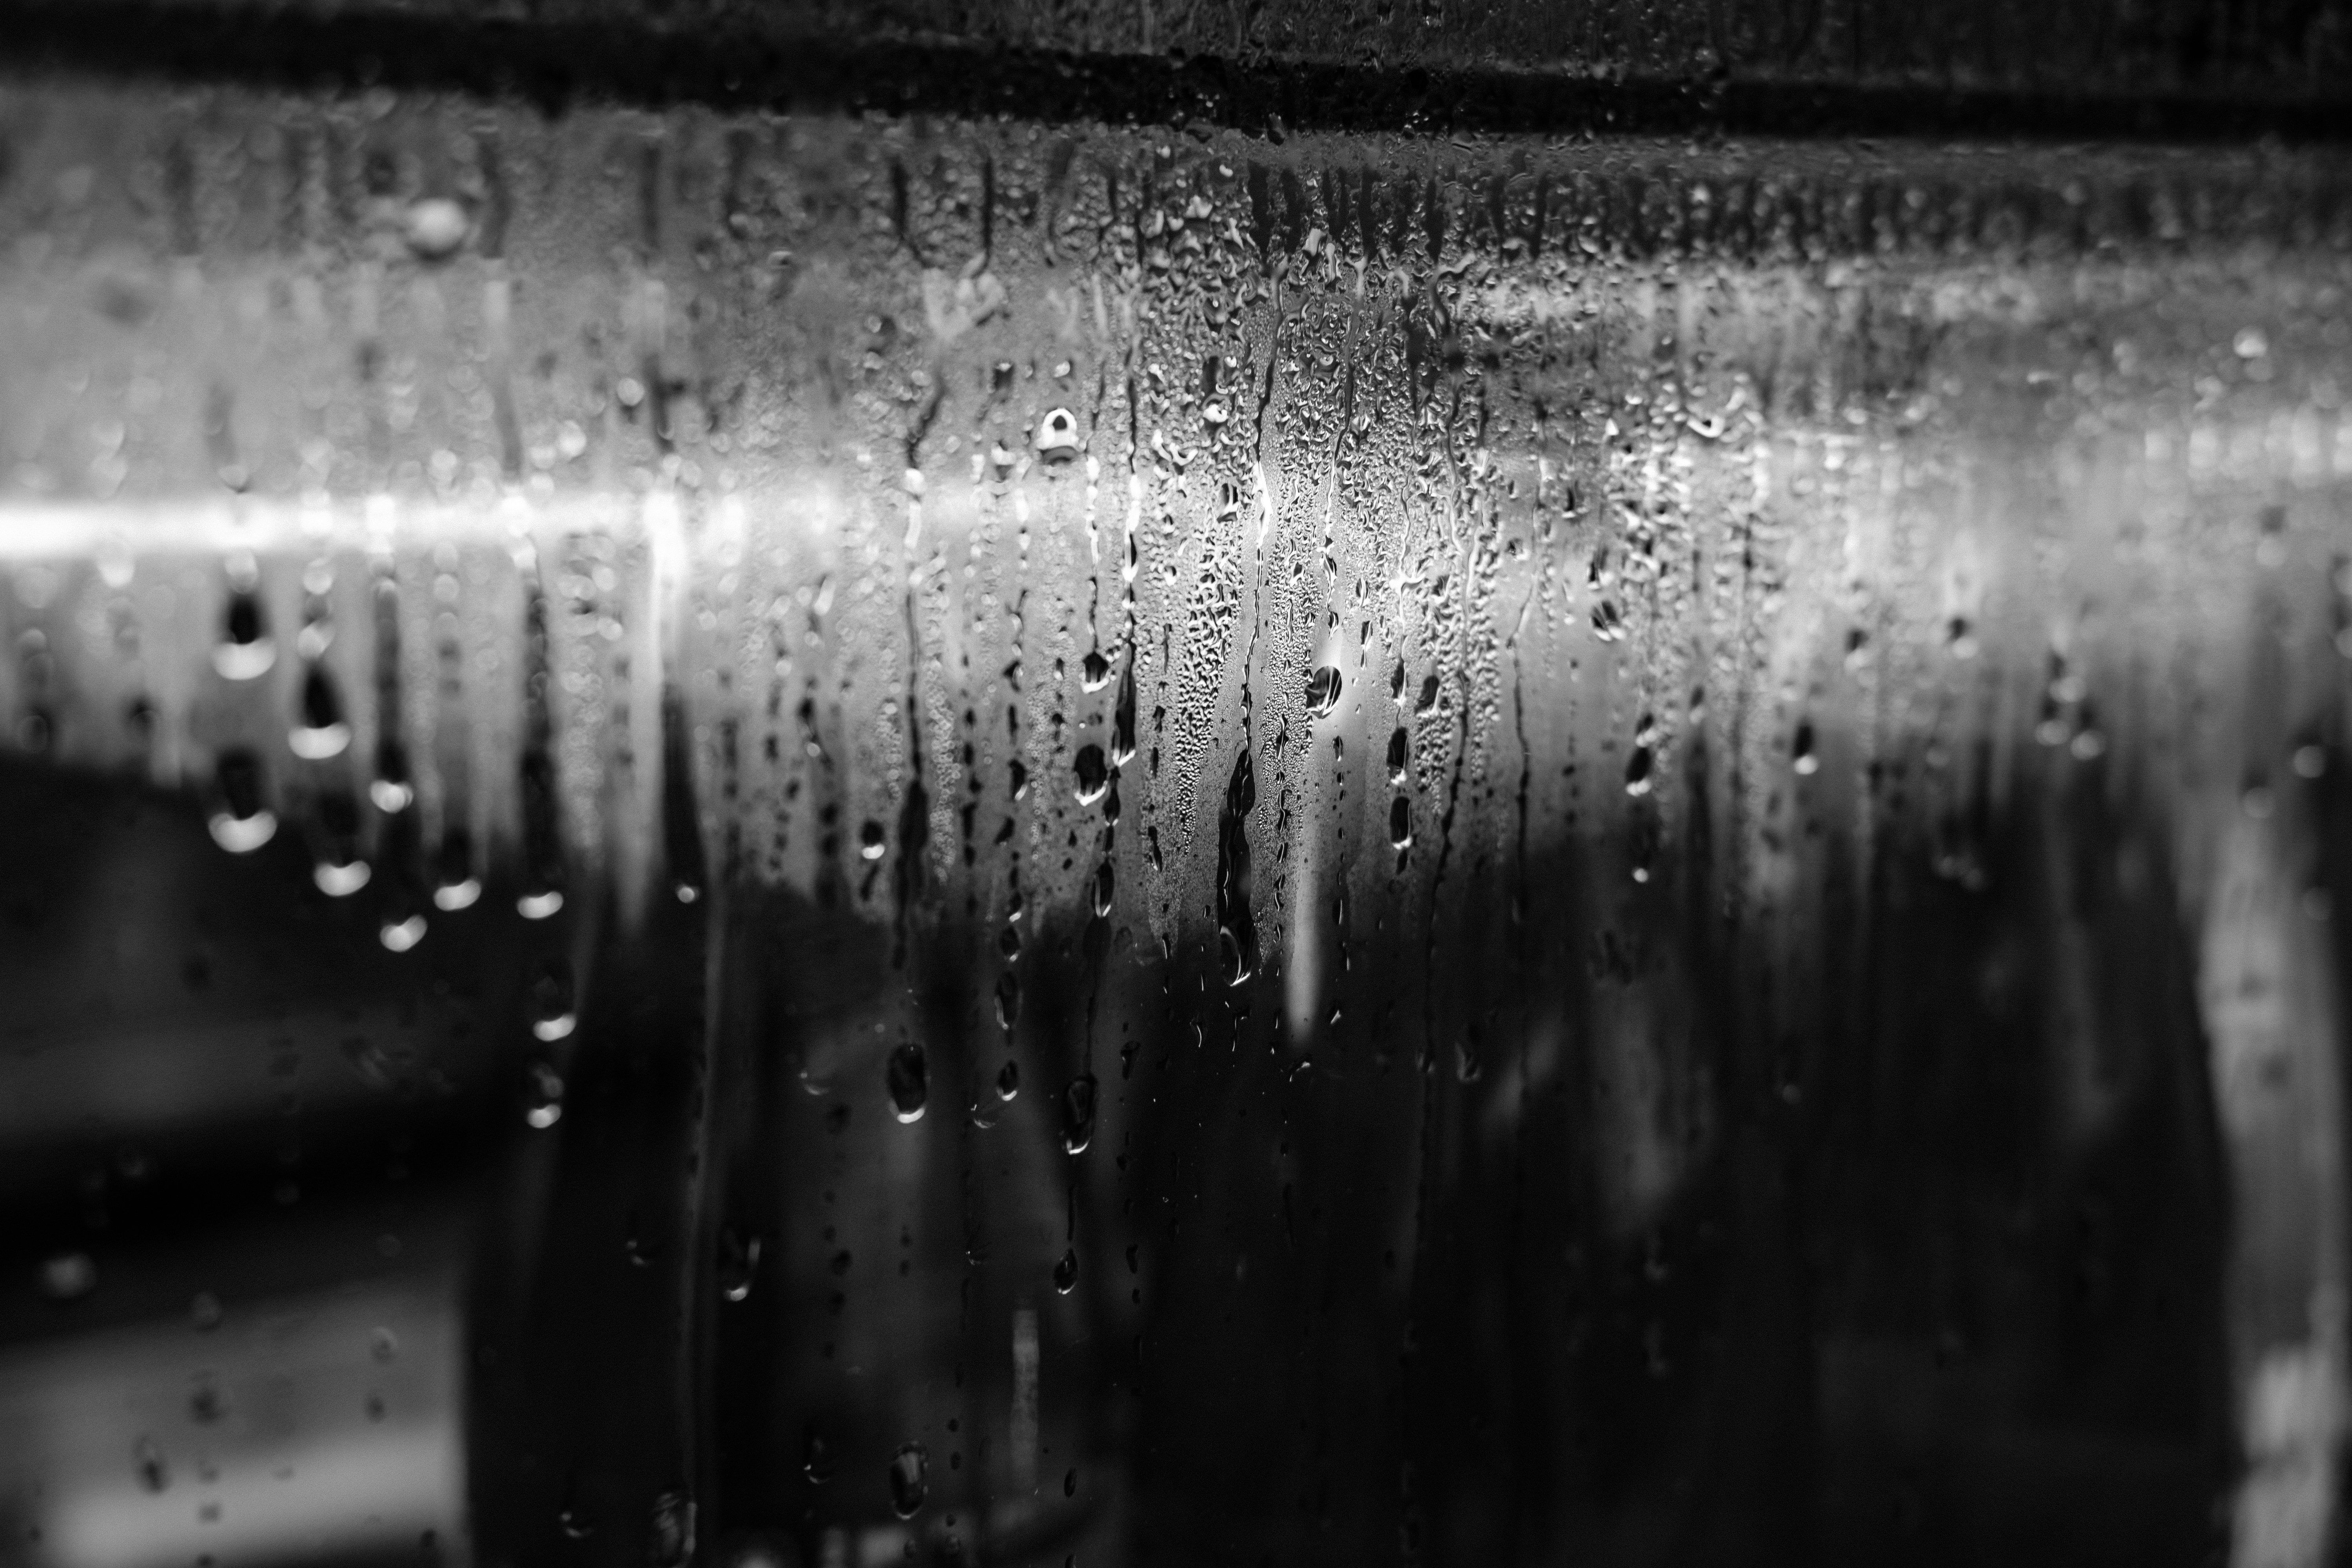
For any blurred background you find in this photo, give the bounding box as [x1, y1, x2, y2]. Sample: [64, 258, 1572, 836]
[3, 3, 2352, 1565]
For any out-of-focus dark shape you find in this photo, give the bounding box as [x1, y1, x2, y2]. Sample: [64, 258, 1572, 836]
[0, 0, 2350, 141]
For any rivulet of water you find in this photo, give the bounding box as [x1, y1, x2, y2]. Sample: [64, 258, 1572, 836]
[0, 75, 2349, 1568]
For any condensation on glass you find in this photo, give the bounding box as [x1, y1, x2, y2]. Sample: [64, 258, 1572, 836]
[0, 77, 2348, 1568]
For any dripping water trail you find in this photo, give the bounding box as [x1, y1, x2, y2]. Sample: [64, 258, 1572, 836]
[894, 591, 931, 968]
[978, 152, 995, 272]
[1113, 627, 1139, 771]
[1399, 404, 1478, 1559]
[657, 670, 717, 1548]
[369, 557, 427, 944]
[889, 158, 925, 268]
[1216, 742, 1260, 989]
[517, 563, 566, 914]
[430, 563, 478, 907]
[511, 660, 713, 1564]
[1250, 278, 1282, 477]
[1507, 659, 1531, 1285]
[1221, 448, 1266, 993]
[1504, 632, 1537, 1559]
[995, 581, 1029, 1042]
[480, 147, 524, 481]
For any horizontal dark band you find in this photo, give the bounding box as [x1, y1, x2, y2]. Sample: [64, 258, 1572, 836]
[1, 0, 2348, 143]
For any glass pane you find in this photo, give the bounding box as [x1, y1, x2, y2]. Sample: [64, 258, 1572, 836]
[0, 65, 2346, 1568]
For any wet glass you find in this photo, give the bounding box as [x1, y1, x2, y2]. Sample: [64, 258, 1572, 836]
[0, 50, 2349, 1568]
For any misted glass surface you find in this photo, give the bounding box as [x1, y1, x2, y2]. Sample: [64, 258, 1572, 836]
[2, 77, 2351, 1568]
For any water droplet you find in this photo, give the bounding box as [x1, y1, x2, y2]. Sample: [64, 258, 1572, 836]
[1456, 1033, 1483, 1083]
[370, 778, 415, 814]
[1091, 860, 1115, 916]
[1064, 1468, 1078, 1498]
[1415, 674, 1440, 715]
[888, 1042, 929, 1123]
[370, 1327, 399, 1363]
[189, 1291, 223, 1330]
[1036, 407, 1080, 461]
[888, 1443, 929, 1519]
[1625, 712, 1657, 796]
[2296, 744, 2327, 779]
[314, 858, 372, 897]
[524, 1062, 564, 1129]
[404, 196, 470, 261]
[996, 1060, 1020, 1100]
[1792, 721, 1819, 776]
[213, 590, 276, 681]
[1305, 664, 1342, 717]
[290, 665, 351, 759]
[859, 820, 887, 861]
[1053, 1248, 1078, 1294]
[309, 790, 368, 897]
[1390, 796, 1413, 849]
[1081, 649, 1111, 690]
[1111, 658, 1138, 765]
[1624, 748, 1653, 797]
[531, 959, 577, 1041]
[1074, 744, 1110, 806]
[208, 750, 276, 853]
[1387, 727, 1410, 782]
[1060, 1075, 1098, 1155]
[718, 1229, 762, 1303]
[558, 1507, 593, 1540]
[648, 1490, 695, 1568]
[803, 1431, 836, 1485]
[39, 1251, 94, 1301]
[379, 914, 427, 953]
[434, 877, 482, 912]
[518, 889, 565, 920]
[95, 538, 134, 590]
